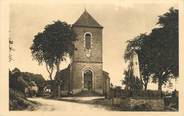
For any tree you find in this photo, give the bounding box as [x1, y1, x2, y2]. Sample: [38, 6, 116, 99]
[123, 8, 178, 92]
[122, 66, 143, 91]
[148, 8, 178, 92]
[138, 35, 153, 91]
[9, 68, 29, 93]
[124, 34, 145, 62]
[124, 34, 150, 91]
[30, 21, 76, 80]
[21, 72, 45, 96]
[139, 63, 151, 91]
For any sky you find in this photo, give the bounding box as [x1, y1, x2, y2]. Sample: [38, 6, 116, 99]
[9, 0, 178, 90]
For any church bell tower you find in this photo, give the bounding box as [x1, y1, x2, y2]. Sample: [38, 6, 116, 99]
[71, 10, 104, 95]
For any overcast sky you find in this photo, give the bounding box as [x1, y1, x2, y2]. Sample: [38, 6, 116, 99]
[10, 0, 178, 89]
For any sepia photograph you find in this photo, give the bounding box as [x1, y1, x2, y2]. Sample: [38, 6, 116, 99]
[0, 0, 183, 114]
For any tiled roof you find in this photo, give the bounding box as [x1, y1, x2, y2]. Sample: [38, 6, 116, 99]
[73, 10, 103, 28]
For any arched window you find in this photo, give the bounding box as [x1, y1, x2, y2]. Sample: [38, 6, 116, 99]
[84, 33, 92, 49]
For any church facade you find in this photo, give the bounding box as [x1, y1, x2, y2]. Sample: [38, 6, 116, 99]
[57, 10, 110, 96]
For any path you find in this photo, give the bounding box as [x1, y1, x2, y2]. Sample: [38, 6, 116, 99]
[28, 97, 110, 112]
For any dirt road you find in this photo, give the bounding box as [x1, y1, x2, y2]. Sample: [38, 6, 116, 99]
[28, 97, 110, 112]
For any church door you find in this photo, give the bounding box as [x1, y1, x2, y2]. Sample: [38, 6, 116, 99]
[84, 70, 92, 91]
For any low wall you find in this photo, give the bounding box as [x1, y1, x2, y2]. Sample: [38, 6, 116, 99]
[95, 89, 103, 95]
[72, 89, 82, 94]
[60, 90, 69, 96]
[112, 98, 164, 111]
[129, 98, 164, 111]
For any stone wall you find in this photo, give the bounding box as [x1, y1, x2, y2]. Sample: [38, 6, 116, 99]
[112, 98, 165, 111]
[129, 98, 164, 111]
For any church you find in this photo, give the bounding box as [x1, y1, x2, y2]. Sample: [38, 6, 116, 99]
[56, 10, 110, 96]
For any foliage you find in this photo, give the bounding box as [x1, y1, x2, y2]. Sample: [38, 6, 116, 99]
[9, 68, 28, 93]
[30, 20, 76, 80]
[9, 68, 41, 110]
[9, 88, 38, 110]
[122, 69, 143, 91]
[149, 8, 178, 91]
[21, 72, 45, 96]
[123, 7, 178, 92]
[124, 34, 145, 62]
[124, 34, 151, 91]
[9, 68, 45, 95]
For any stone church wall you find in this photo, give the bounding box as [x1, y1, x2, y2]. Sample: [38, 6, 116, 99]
[72, 26, 103, 63]
[71, 62, 103, 95]
[71, 24, 104, 95]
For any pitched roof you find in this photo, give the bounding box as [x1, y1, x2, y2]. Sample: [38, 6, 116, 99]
[73, 10, 103, 28]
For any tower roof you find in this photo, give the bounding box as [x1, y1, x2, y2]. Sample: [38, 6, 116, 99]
[73, 10, 103, 28]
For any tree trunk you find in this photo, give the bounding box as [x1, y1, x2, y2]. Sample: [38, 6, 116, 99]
[158, 82, 162, 92]
[58, 85, 61, 97]
[156, 72, 162, 91]
[49, 73, 52, 80]
[56, 59, 61, 72]
[46, 64, 53, 80]
[144, 83, 148, 91]
[158, 79, 163, 97]
[56, 63, 60, 73]
[141, 75, 148, 91]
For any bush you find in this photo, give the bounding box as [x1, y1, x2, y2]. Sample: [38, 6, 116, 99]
[9, 68, 41, 110]
[9, 88, 33, 110]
